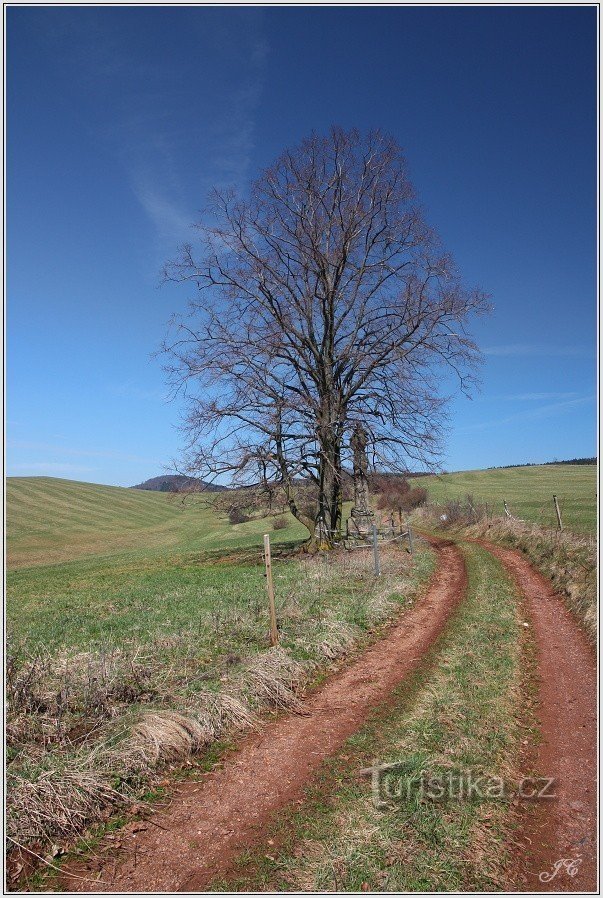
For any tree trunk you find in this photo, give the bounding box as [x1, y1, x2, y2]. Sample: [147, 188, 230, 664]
[332, 443, 343, 538]
[274, 417, 318, 551]
[316, 432, 345, 546]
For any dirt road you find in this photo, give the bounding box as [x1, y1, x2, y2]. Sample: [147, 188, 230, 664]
[64, 539, 466, 892]
[61, 537, 597, 893]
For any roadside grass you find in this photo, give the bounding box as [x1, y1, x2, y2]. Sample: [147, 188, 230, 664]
[7, 543, 435, 858]
[420, 464, 596, 534]
[8, 552, 304, 652]
[212, 543, 525, 892]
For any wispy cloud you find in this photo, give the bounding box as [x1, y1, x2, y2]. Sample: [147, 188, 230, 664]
[113, 14, 268, 248]
[111, 381, 167, 402]
[483, 344, 593, 358]
[503, 391, 579, 401]
[459, 395, 594, 433]
[130, 181, 194, 245]
[40, 11, 269, 251]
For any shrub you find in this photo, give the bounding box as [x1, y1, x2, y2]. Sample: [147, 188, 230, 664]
[403, 486, 427, 509]
[273, 517, 288, 531]
[228, 507, 250, 525]
[375, 475, 412, 511]
[422, 495, 488, 528]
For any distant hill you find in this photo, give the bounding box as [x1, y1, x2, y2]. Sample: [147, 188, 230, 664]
[131, 475, 228, 493]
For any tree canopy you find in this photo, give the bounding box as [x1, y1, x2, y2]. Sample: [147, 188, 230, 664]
[163, 128, 489, 546]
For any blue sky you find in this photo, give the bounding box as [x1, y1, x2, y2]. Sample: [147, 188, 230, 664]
[7, 6, 597, 486]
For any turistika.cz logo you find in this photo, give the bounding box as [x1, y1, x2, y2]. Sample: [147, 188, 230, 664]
[360, 759, 556, 809]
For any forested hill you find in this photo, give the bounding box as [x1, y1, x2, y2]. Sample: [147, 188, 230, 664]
[132, 475, 228, 492]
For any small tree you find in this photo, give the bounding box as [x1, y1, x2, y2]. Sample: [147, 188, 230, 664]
[228, 507, 250, 525]
[401, 486, 427, 510]
[163, 128, 489, 549]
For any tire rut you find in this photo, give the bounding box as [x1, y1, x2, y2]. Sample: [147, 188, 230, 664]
[63, 538, 466, 893]
[479, 540, 597, 893]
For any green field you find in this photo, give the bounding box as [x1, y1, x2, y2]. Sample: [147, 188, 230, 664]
[420, 464, 597, 534]
[6, 477, 313, 653]
[6, 476, 309, 570]
[7, 476, 433, 853]
[6, 465, 596, 650]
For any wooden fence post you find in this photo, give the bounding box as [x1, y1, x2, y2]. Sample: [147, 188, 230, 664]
[372, 524, 381, 576]
[553, 495, 563, 532]
[408, 525, 414, 556]
[263, 534, 278, 646]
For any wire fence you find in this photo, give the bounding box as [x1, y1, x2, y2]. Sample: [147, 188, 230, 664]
[427, 492, 596, 540]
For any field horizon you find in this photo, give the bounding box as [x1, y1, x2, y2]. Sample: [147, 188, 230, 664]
[7, 462, 597, 572]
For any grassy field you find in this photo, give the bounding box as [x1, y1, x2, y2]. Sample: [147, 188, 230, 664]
[420, 464, 596, 533]
[7, 465, 595, 651]
[5, 477, 329, 656]
[6, 476, 309, 569]
[7, 476, 435, 855]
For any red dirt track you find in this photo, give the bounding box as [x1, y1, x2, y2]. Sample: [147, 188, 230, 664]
[483, 541, 597, 893]
[64, 539, 466, 892]
[59, 537, 597, 894]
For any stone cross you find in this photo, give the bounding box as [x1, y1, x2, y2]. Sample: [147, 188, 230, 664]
[348, 423, 374, 536]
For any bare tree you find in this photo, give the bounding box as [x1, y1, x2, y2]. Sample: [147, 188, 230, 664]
[162, 128, 489, 549]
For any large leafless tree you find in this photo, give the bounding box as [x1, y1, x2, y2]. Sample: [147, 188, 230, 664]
[163, 128, 489, 548]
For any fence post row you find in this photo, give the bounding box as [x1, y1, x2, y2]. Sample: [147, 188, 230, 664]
[263, 534, 279, 646]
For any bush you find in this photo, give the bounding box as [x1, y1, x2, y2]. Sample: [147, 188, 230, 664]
[403, 487, 427, 510]
[380, 484, 428, 512]
[272, 517, 288, 531]
[424, 495, 488, 528]
[375, 475, 412, 510]
[228, 507, 250, 525]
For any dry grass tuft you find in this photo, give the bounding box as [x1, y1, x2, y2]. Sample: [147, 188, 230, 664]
[243, 648, 306, 711]
[313, 618, 359, 661]
[215, 693, 258, 730]
[7, 758, 121, 844]
[131, 711, 212, 763]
